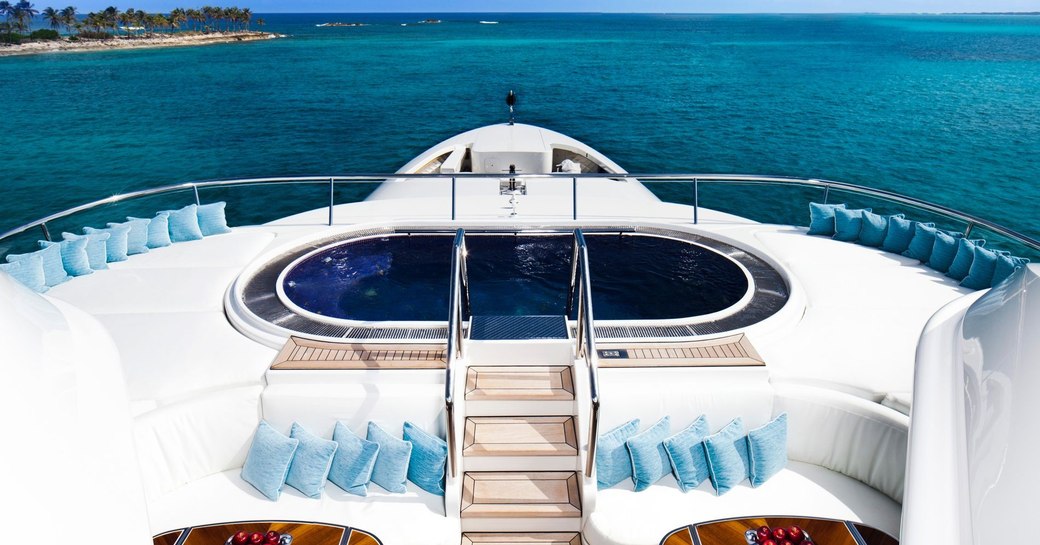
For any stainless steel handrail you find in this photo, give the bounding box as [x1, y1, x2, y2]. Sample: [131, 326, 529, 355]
[572, 229, 601, 479]
[444, 228, 468, 479]
[2, 173, 1037, 252]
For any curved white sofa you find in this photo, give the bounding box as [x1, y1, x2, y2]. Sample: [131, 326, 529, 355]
[584, 368, 907, 545]
[137, 369, 459, 545]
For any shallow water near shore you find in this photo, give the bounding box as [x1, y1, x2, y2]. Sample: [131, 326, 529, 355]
[1, 13, 1038, 248]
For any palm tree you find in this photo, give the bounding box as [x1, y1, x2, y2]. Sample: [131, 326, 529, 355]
[1, 1, 14, 36]
[241, 7, 251, 31]
[255, 16, 264, 31]
[117, 8, 133, 36]
[60, 5, 75, 34]
[41, 5, 59, 30]
[13, 1, 39, 35]
[186, 8, 202, 31]
[101, 5, 116, 34]
[169, 8, 186, 32]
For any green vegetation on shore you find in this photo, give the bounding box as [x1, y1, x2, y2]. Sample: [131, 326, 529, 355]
[1, 2, 265, 44]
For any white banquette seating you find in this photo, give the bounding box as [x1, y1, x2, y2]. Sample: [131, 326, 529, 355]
[138, 369, 460, 545]
[584, 367, 907, 545]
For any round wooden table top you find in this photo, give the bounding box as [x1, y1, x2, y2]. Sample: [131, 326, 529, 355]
[663, 516, 897, 545]
[153, 520, 381, 545]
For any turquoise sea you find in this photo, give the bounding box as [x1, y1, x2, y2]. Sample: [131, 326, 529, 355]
[2, 13, 1039, 251]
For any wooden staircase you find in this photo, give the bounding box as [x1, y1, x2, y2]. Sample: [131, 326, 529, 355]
[459, 364, 582, 543]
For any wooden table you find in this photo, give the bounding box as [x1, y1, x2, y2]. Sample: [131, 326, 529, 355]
[662, 516, 898, 545]
[153, 520, 381, 545]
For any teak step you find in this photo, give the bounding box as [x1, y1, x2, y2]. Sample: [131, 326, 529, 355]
[466, 367, 574, 401]
[464, 416, 578, 457]
[461, 472, 581, 519]
[461, 533, 581, 545]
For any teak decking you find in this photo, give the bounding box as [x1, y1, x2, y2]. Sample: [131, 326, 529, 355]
[596, 333, 764, 368]
[271, 336, 446, 370]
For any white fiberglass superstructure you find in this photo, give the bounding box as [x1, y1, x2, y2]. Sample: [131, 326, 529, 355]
[1, 119, 1037, 545]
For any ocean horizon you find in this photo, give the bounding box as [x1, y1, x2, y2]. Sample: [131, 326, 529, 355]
[2, 12, 1038, 250]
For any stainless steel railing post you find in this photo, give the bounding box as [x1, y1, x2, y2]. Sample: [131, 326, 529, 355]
[573, 177, 577, 221]
[451, 176, 457, 221]
[693, 178, 699, 224]
[39, 222, 51, 242]
[328, 178, 335, 226]
[192, 184, 201, 206]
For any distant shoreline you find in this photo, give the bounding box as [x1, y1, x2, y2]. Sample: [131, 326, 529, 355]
[0, 31, 283, 58]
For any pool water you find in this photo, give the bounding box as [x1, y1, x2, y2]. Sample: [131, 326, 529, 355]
[281, 234, 749, 322]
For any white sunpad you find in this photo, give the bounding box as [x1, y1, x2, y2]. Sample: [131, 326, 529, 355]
[585, 461, 901, 545]
[108, 230, 276, 269]
[47, 266, 240, 314]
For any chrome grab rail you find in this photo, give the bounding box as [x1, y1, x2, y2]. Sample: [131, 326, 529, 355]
[1, 173, 1037, 253]
[572, 229, 601, 478]
[445, 228, 469, 479]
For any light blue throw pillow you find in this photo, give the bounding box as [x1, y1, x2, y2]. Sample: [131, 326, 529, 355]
[857, 212, 903, 247]
[285, 422, 338, 498]
[40, 238, 93, 277]
[992, 253, 1029, 288]
[128, 213, 172, 248]
[832, 207, 871, 242]
[7, 243, 69, 287]
[108, 219, 150, 255]
[961, 245, 1000, 290]
[403, 422, 448, 496]
[596, 419, 640, 489]
[902, 222, 940, 262]
[197, 201, 233, 236]
[626, 416, 672, 491]
[662, 414, 711, 493]
[946, 238, 986, 281]
[63, 231, 110, 271]
[241, 421, 300, 501]
[703, 418, 750, 495]
[927, 230, 962, 273]
[329, 422, 380, 496]
[164, 204, 205, 242]
[366, 422, 412, 493]
[84, 225, 130, 262]
[747, 413, 788, 487]
[0, 253, 48, 292]
[880, 215, 916, 254]
[807, 202, 847, 236]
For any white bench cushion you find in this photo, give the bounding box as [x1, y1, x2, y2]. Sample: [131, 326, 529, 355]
[148, 470, 458, 545]
[584, 461, 901, 545]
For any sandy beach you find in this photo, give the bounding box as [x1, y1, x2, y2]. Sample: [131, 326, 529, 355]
[0, 31, 282, 57]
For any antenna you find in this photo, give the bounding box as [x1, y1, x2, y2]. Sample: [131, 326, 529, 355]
[506, 90, 517, 125]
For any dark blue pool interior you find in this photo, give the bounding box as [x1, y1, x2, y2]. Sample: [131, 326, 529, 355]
[281, 234, 750, 322]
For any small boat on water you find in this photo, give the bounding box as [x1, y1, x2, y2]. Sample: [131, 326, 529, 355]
[479, 21, 499, 24]
[316, 22, 368, 27]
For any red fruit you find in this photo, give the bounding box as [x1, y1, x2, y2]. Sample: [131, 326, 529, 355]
[757, 527, 772, 541]
[264, 537, 279, 545]
[773, 528, 787, 541]
[233, 531, 249, 545]
[781, 540, 794, 545]
[761, 540, 778, 545]
[250, 532, 264, 545]
[266, 531, 279, 540]
[788, 526, 804, 543]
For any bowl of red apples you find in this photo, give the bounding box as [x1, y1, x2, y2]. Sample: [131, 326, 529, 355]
[225, 530, 292, 545]
[743, 525, 812, 545]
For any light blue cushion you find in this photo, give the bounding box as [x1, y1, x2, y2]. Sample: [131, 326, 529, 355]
[7, 243, 69, 287]
[832, 207, 871, 242]
[946, 238, 986, 281]
[747, 413, 787, 487]
[108, 219, 150, 255]
[596, 419, 640, 489]
[626, 416, 672, 491]
[241, 421, 299, 501]
[703, 418, 750, 495]
[329, 422, 380, 496]
[164, 204, 204, 242]
[403, 422, 448, 496]
[84, 225, 130, 262]
[662, 415, 711, 493]
[992, 253, 1029, 287]
[857, 212, 902, 247]
[901, 222, 940, 262]
[63, 231, 110, 271]
[40, 238, 93, 277]
[197, 201, 232, 236]
[961, 245, 1000, 290]
[880, 215, 916, 254]
[0, 253, 48, 292]
[807, 202, 847, 236]
[128, 213, 172, 248]
[366, 422, 412, 493]
[927, 230, 962, 273]
[285, 422, 338, 498]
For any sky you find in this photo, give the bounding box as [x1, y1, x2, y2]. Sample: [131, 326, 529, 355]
[60, 0, 1040, 14]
